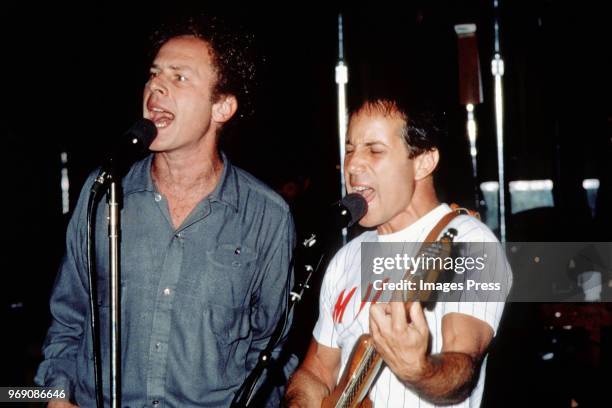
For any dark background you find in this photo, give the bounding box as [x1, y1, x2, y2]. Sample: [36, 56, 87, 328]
[2, 1, 611, 406]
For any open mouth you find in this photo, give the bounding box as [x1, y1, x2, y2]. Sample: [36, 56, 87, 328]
[147, 104, 175, 129]
[352, 185, 375, 202]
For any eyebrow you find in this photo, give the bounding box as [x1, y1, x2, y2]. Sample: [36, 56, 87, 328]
[345, 140, 387, 147]
[170, 65, 194, 72]
[150, 63, 195, 73]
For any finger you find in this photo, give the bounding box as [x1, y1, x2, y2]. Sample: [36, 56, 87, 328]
[370, 303, 392, 337]
[369, 311, 380, 338]
[369, 303, 386, 327]
[369, 312, 393, 357]
[390, 299, 408, 333]
[370, 311, 385, 348]
[383, 302, 392, 315]
[409, 301, 428, 334]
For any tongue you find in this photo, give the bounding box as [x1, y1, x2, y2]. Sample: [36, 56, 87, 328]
[357, 188, 375, 201]
[154, 118, 172, 128]
[152, 112, 174, 128]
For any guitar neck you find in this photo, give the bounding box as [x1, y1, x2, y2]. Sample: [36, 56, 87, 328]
[336, 342, 383, 408]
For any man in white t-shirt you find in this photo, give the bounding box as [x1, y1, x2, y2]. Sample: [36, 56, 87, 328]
[285, 97, 511, 407]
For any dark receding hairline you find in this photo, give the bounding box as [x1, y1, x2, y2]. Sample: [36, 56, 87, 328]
[351, 99, 407, 123]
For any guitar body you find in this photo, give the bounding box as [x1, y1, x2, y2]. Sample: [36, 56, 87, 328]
[322, 334, 378, 408]
[322, 395, 372, 408]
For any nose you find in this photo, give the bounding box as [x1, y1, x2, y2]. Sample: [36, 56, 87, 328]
[345, 151, 365, 176]
[146, 74, 168, 96]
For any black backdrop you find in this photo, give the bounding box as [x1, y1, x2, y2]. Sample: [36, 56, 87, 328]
[2, 1, 611, 406]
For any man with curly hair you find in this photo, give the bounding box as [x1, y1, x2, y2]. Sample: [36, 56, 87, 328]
[36, 14, 295, 408]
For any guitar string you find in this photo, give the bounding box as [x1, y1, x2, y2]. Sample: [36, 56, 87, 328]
[338, 342, 375, 407]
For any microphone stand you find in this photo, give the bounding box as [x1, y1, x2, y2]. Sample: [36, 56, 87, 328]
[88, 167, 123, 408]
[453, 23, 485, 214]
[335, 14, 349, 245]
[491, 0, 507, 242]
[107, 179, 122, 408]
[86, 193, 104, 408]
[230, 235, 325, 408]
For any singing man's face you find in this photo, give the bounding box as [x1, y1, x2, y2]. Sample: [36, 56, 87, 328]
[143, 36, 219, 154]
[344, 111, 419, 231]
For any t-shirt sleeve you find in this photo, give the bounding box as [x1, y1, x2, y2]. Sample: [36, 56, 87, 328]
[440, 301, 506, 336]
[442, 217, 513, 335]
[312, 255, 341, 348]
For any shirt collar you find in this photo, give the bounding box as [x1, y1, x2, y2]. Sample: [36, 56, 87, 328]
[123, 152, 239, 213]
[377, 203, 452, 242]
[208, 152, 239, 212]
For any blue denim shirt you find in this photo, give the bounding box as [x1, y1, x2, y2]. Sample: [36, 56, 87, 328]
[35, 154, 296, 407]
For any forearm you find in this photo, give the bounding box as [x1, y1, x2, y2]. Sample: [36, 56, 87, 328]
[402, 351, 478, 405]
[284, 368, 330, 408]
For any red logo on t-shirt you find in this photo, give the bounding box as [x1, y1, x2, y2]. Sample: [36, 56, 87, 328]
[332, 279, 390, 324]
[359, 278, 389, 313]
[332, 287, 357, 323]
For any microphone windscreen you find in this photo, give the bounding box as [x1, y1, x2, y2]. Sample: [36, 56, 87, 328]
[341, 193, 367, 226]
[126, 118, 157, 149]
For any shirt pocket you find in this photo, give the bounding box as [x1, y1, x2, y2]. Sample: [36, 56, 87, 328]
[204, 244, 258, 307]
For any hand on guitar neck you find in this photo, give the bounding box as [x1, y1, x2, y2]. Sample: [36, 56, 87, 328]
[369, 301, 431, 383]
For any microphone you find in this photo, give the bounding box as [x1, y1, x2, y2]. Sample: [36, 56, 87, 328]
[302, 193, 367, 249]
[289, 192, 366, 307]
[332, 193, 368, 229]
[108, 118, 157, 167]
[91, 118, 157, 195]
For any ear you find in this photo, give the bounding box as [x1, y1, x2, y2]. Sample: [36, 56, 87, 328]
[413, 148, 439, 180]
[212, 94, 238, 124]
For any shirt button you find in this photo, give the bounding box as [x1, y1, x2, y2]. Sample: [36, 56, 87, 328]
[163, 288, 171, 296]
[155, 342, 161, 350]
[154, 193, 162, 202]
[152, 400, 159, 406]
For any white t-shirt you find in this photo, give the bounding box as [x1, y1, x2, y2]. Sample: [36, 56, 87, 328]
[313, 204, 512, 408]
